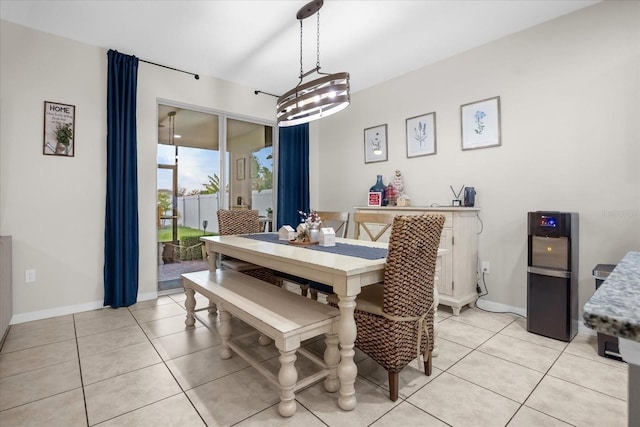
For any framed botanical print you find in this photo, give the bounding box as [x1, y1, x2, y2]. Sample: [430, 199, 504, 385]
[364, 124, 388, 163]
[461, 96, 501, 150]
[406, 112, 436, 158]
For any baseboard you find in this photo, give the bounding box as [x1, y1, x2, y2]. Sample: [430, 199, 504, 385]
[10, 290, 159, 325]
[474, 298, 526, 317]
[474, 298, 596, 336]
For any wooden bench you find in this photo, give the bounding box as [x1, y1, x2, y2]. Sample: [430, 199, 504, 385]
[182, 269, 341, 417]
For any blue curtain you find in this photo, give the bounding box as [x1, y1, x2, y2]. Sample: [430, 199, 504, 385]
[104, 50, 139, 308]
[277, 124, 310, 228]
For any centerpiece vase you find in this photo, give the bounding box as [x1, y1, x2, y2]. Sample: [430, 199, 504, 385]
[370, 175, 387, 206]
[308, 223, 321, 243]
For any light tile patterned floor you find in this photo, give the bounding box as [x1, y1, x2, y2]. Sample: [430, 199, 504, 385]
[0, 292, 628, 426]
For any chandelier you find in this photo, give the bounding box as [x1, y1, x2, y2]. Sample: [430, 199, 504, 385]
[276, 0, 350, 127]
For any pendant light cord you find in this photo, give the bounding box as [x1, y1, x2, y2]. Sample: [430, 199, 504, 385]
[299, 20, 304, 80]
[298, 8, 322, 82]
[316, 11, 321, 69]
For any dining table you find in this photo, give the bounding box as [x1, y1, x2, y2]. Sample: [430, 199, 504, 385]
[200, 233, 445, 411]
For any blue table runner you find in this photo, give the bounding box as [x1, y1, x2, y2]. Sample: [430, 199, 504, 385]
[242, 233, 387, 260]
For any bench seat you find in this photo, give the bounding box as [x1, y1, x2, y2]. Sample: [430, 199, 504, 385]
[182, 269, 341, 417]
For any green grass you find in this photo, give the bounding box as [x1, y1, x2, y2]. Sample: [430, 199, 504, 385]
[158, 226, 216, 242]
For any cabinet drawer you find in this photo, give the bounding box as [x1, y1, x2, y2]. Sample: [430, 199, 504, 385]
[383, 210, 452, 228]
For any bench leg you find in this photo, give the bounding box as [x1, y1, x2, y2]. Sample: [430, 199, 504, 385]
[277, 348, 298, 417]
[218, 309, 233, 359]
[185, 287, 196, 327]
[323, 332, 340, 392]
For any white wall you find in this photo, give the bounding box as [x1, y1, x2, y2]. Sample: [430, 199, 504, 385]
[0, 20, 275, 321]
[2, 1, 638, 322]
[316, 1, 640, 312]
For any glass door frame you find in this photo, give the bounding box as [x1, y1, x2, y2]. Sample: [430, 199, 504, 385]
[156, 98, 278, 221]
[157, 162, 178, 245]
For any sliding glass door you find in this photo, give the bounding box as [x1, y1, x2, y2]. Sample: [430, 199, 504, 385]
[157, 104, 275, 292]
[225, 118, 274, 219]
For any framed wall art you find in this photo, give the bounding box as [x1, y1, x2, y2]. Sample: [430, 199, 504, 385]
[406, 112, 436, 158]
[364, 124, 388, 164]
[461, 96, 501, 150]
[43, 101, 75, 157]
[236, 158, 245, 180]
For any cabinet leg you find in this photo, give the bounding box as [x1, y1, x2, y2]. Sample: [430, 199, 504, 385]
[452, 306, 461, 316]
[468, 300, 476, 309]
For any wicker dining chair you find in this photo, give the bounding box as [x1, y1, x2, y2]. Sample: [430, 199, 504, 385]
[328, 214, 445, 401]
[216, 209, 280, 286]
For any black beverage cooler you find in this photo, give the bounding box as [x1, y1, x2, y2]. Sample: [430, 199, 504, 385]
[527, 212, 579, 342]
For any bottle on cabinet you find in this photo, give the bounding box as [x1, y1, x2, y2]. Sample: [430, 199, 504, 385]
[370, 175, 387, 206]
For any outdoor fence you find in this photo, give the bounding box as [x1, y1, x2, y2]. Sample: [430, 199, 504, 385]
[170, 189, 273, 232]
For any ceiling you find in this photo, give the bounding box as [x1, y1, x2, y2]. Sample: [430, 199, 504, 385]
[1, 0, 599, 97]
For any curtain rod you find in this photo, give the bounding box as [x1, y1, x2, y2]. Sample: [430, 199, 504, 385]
[139, 59, 199, 80]
[254, 90, 279, 98]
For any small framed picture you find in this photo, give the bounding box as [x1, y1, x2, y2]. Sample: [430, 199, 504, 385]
[461, 96, 501, 150]
[43, 101, 75, 157]
[406, 112, 436, 158]
[236, 158, 245, 180]
[368, 192, 383, 207]
[364, 124, 388, 164]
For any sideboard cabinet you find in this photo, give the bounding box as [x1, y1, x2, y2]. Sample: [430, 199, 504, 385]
[354, 207, 479, 315]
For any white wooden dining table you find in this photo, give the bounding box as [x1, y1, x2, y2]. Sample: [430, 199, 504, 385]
[200, 234, 444, 411]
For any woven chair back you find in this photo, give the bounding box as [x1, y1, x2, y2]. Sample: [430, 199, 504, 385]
[217, 209, 261, 235]
[383, 215, 445, 318]
[316, 211, 350, 238]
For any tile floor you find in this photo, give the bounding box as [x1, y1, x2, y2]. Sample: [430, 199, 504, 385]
[0, 291, 628, 427]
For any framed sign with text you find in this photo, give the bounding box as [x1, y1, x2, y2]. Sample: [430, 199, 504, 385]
[368, 192, 383, 207]
[43, 101, 75, 157]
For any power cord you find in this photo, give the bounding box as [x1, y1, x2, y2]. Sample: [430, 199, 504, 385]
[476, 212, 484, 235]
[475, 272, 526, 318]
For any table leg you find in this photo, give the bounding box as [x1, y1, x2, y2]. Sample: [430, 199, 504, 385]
[323, 332, 340, 393]
[185, 287, 196, 327]
[336, 293, 357, 411]
[206, 244, 217, 271]
[218, 309, 233, 360]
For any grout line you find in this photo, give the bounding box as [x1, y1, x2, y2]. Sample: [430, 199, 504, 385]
[1, 305, 628, 426]
[72, 312, 91, 427]
[127, 305, 209, 426]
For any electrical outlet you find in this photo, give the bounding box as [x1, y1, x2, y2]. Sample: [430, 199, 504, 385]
[481, 261, 490, 274]
[25, 269, 36, 283]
